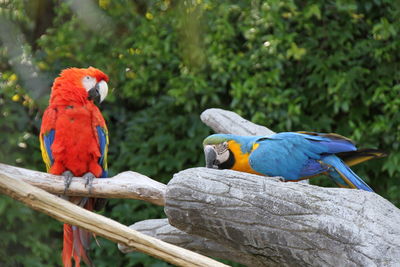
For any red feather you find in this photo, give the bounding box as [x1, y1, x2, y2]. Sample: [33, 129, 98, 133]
[40, 67, 108, 267]
[62, 224, 73, 267]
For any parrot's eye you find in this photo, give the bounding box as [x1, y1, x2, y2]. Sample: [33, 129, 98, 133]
[82, 76, 96, 92]
[215, 142, 228, 155]
[223, 141, 228, 149]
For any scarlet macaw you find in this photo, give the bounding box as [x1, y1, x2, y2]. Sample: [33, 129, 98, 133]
[203, 132, 386, 191]
[40, 67, 109, 267]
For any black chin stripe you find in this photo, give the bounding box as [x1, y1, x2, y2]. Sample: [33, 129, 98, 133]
[218, 150, 235, 169]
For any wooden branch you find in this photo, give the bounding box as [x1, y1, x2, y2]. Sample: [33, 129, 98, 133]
[0, 171, 228, 267]
[119, 219, 262, 266]
[163, 167, 400, 266]
[200, 108, 275, 136]
[0, 163, 165, 206]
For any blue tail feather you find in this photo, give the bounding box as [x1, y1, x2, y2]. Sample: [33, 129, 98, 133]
[322, 155, 373, 192]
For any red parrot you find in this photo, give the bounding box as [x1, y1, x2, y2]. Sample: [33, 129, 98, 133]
[39, 67, 109, 267]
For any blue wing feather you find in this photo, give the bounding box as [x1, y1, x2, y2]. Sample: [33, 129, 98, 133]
[249, 133, 326, 179]
[299, 160, 327, 178]
[274, 132, 356, 153]
[96, 126, 108, 178]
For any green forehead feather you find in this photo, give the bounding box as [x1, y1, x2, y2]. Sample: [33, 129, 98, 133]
[203, 134, 231, 145]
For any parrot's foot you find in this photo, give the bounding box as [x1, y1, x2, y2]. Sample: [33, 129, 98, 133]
[83, 172, 95, 194]
[62, 170, 74, 195]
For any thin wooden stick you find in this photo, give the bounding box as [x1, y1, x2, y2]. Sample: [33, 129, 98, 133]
[0, 163, 165, 206]
[0, 171, 228, 267]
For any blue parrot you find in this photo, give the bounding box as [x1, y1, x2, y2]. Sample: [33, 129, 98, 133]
[203, 132, 386, 192]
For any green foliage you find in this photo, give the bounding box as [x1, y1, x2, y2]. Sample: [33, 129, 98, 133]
[0, 195, 62, 267]
[1, 0, 400, 266]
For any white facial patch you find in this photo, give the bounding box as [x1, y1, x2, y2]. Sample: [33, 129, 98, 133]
[215, 142, 228, 154]
[216, 149, 230, 164]
[97, 80, 108, 103]
[82, 76, 96, 91]
[215, 142, 230, 164]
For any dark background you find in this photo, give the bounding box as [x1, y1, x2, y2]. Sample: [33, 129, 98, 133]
[1, 0, 399, 266]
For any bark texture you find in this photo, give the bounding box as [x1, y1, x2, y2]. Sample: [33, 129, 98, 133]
[164, 167, 400, 266]
[0, 163, 165, 206]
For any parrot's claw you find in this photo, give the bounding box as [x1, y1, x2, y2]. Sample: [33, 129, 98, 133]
[83, 172, 95, 194]
[278, 177, 286, 182]
[62, 171, 74, 195]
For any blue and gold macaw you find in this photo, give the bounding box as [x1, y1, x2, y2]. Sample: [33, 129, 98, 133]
[203, 132, 386, 191]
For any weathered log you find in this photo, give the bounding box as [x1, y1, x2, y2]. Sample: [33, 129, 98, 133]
[0, 170, 228, 267]
[119, 218, 261, 266]
[0, 163, 165, 206]
[200, 108, 275, 136]
[163, 167, 400, 266]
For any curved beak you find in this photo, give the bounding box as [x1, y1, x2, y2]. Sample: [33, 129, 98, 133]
[88, 80, 108, 105]
[204, 145, 217, 168]
[88, 84, 101, 104]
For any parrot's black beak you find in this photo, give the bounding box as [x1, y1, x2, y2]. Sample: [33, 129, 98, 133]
[204, 145, 217, 168]
[88, 83, 101, 105]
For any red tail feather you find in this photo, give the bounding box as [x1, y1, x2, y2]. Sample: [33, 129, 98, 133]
[62, 199, 95, 267]
[62, 224, 73, 267]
